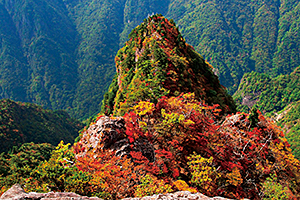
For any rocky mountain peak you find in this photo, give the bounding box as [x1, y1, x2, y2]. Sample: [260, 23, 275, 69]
[101, 14, 236, 116]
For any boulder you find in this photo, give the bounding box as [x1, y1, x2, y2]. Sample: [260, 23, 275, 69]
[76, 116, 155, 162]
[0, 184, 102, 200]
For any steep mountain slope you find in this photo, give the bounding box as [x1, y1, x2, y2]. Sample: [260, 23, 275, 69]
[166, 0, 300, 92]
[0, 0, 78, 112]
[0, 0, 299, 119]
[63, 0, 126, 119]
[101, 15, 236, 116]
[0, 99, 83, 152]
[0, 4, 28, 102]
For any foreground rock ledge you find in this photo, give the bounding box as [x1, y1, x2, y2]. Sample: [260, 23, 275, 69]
[0, 184, 101, 200]
[0, 184, 234, 200]
[123, 191, 232, 200]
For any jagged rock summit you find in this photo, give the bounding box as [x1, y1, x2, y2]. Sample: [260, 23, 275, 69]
[101, 14, 236, 116]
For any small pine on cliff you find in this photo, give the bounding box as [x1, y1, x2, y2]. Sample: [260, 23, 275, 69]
[101, 14, 236, 116]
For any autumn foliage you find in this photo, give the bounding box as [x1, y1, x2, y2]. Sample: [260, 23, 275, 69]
[1, 93, 300, 199]
[1, 15, 300, 200]
[72, 93, 300, 199]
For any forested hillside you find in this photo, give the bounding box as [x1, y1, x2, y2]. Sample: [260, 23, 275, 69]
[1, 16, 299, 199]
[1, 0, 299, 119]
[0, 142, 54, 189]
[167, 0, 300, 92]
[234, 67, 300, 114]
[0, 99, 83, 152]
[0, 0, 78, 115]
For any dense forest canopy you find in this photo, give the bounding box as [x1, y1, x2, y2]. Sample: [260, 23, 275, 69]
[0, 0, 299, 119]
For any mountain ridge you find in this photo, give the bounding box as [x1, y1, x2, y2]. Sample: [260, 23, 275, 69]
[1, 0, 300, 119]
[0, 98, 83, 153]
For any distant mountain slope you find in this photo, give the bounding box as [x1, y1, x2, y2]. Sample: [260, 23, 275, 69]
[233, 66, 300, 114]
[0, 99, 83, 152]
[167, 0, 300, 92]
[0, 0, 299, 119]
[0, 3, 28, 102]
[63, 0, 126, 119]
[0, 0, 78, 113]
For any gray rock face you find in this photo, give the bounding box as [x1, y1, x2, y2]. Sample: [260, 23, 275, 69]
[221, 113, 250, 129]
[0, 184, 102, 200]
[76, 116, 155, 162]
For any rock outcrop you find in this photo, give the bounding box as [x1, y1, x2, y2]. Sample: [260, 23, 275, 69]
[1, 185, 236, 200]
[123, 191, 233, 200]
[75, 116, 155, 162]
[0, 184, 102, 200]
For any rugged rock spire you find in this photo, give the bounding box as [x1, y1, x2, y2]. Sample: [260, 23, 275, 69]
[101, 14, 236, 116]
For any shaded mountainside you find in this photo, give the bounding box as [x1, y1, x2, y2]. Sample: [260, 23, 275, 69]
[1, 0, 300, 119]
[233, 67, 300, 159]
[0, 99, 83, 153]
[0, 0, 119, 119]
[0, 0, 78, 115]
[101, 15, 236, 116]
[63, 0, 126, 119]
[0, 0, 77, 109]
[167, 0, 300, 92]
